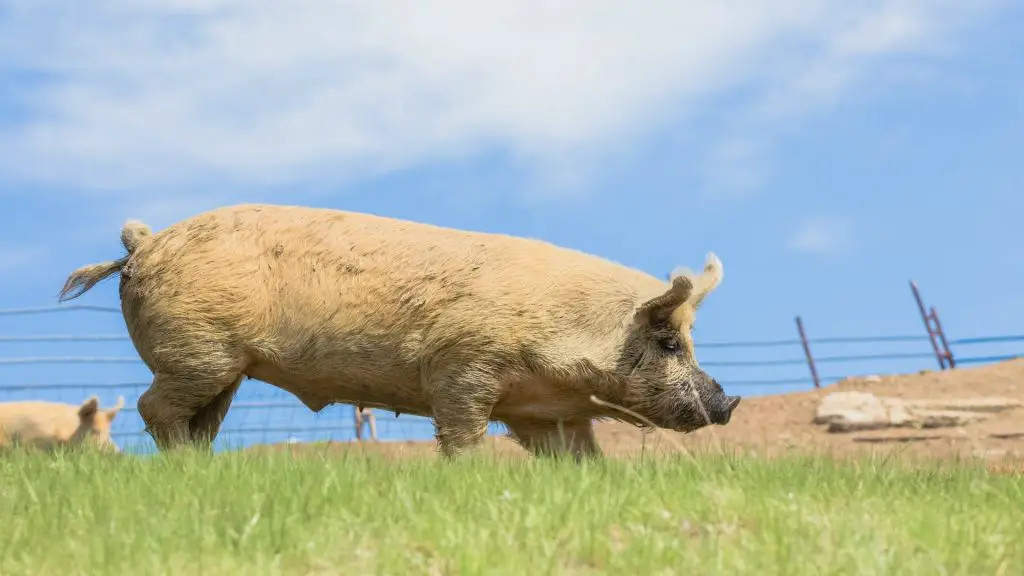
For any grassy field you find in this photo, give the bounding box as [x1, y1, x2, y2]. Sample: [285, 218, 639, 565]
[0, 445, 1021, 575]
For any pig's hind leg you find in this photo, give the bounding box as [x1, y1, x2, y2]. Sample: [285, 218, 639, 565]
[136, 354, 246, 452]
[188, 375, 243, 448]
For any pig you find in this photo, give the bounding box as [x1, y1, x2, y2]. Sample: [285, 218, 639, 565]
[0, 396, 125, 452]
[56, 203, 740, 459]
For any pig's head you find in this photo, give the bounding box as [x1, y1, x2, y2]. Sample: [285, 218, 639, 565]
[69, 395, 124, 452]
[616, 253, 740, 433]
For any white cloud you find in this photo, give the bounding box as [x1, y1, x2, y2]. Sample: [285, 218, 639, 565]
[787, 216, 852, 255]
[748, 1, 1001, 122]
[0, 0, 1007, 197]
[692, 0, 1007, 200]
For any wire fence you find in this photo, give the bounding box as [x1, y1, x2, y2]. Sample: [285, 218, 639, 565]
[1, 304, 1020, 454]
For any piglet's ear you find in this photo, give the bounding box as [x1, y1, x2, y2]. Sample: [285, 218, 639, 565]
[78, 396, 100, 420]
[106, 396, 125, 422]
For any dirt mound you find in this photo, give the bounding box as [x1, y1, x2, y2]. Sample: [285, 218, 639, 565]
[596, 357, 1024, 461]
[249, 359, 1024, 465]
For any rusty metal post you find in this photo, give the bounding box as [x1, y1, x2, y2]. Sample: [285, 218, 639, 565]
[910, 280, 947, 369]
[795, 316, 821, 388]
[929, 306, 956, 369]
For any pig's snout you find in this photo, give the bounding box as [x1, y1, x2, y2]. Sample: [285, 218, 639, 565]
[709, 394, 741, 425]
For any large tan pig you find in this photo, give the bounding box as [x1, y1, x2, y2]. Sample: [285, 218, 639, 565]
[0, 396, 124, 452]
[57, 203, 740, 459]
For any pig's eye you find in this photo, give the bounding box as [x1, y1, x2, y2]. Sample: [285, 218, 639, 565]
[658, 337, 681, 353]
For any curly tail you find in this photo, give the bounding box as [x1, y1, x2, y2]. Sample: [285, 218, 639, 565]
[57, 219, 153, 303]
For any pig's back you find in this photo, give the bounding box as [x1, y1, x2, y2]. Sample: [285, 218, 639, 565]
[121, 203, 663, 368]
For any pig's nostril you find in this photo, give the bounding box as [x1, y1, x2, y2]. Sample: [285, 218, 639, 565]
[709, 395, 741, 425]
[727, 395, 741, 411]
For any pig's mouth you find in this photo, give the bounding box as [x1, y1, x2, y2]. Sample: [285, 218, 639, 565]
[628, 382, 742, 432]
[667, 392, 741, 432]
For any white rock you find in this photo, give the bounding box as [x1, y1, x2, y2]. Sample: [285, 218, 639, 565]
[814, 391, 999, 433]
[813, 391, 884, 425]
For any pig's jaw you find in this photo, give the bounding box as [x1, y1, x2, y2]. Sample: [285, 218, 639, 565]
[668, 417, 708, 433]
[631, 392, 706, 433]
[659, 397, 721, 432]
[668, 393, 741, 431]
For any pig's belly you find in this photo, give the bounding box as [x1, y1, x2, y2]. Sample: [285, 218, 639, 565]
[244, 361, 597, 423]
[491, 378, 597, 422]
[243, 361, 433, 417]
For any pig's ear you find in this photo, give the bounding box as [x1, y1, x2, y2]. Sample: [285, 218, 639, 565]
[78, 396, 100, 420]
[635, 275, 693, 327]
[105, 396, 125, 422]
[669, 252, 723, 310]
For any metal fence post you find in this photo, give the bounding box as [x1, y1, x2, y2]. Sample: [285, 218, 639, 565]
[909, 280, 954, 370]
[929, 306, 956, 369]
[795, 316, 821, 388]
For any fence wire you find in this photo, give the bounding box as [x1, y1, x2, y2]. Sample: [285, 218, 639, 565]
[1, 304, 1020, 454]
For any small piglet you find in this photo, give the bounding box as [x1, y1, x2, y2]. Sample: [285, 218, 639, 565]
[0, 396, 125, 452]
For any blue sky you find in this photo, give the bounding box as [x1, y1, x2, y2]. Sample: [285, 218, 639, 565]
[1, 2, 1022, 449]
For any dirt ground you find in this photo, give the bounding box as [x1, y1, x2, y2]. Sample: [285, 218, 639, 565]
[248, 359, 1024, 471]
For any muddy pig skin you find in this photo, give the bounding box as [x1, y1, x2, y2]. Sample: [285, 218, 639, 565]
[58, 203, 740, 459]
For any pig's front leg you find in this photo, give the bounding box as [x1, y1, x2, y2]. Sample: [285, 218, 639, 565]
[427, 365, 500, 460]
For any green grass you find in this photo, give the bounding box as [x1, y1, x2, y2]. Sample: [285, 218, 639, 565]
[0, 446, 1021, 575]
